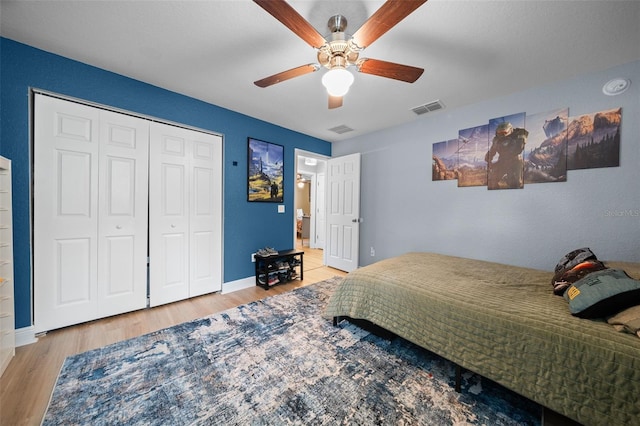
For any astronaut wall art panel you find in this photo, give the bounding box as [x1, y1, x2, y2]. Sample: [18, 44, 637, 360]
[487, 112, 527, 190]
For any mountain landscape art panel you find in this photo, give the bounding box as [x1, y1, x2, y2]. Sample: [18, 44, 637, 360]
[524, 108, 569, 184]
[432, 139, 459, 181]
[457, 124, 489, 188]
[566, 108, 621, 170]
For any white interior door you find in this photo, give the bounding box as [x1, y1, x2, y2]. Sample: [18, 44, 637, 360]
[34, 94, 149, 333]
[149, 122, 222, 306]
[325, 153, 361, 272]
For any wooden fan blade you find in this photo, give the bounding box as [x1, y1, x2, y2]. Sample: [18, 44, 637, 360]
[357, 58, 424, 83]
[328, 95, 343, 109]
[254, 64, 319, 88]
[254, 0, 327, 49]
[351, 0, 428, 49]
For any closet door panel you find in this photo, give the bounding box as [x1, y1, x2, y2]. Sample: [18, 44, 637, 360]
[189, 134, 222, 296]
[162, 164, 186, 215]
[98, 110, 149, 317]
[189, 166, 215, 297]
[191, 230, 214, 294]
[57, 151, 93, 216]
[158, 165, 188, 292]
[149, 123, 190, 306]
[104, 236, 136, 295]
[55, 238, 92, 304]
[34, 95, 100, 333]
[162, 233, 187, 286]
[149, 124, 222, 304]
[35, 95, 149, 332]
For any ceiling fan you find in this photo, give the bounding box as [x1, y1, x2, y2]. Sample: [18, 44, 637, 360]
[253, 0, 428, 109]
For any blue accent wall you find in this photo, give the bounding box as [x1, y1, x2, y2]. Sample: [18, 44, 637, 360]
[0, 37, 331, 329]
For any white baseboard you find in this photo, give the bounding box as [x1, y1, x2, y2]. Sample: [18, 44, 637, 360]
[222, 276, 255, 294]
[13, 280, 256, 345]
[15, 326, 38, 347]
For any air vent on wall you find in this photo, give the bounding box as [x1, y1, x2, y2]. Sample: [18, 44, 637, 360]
[329, 125, 354, 134]
[411, 100, 445, 115]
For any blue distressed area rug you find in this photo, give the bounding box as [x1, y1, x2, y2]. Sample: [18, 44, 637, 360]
[43, 277, 539, 425]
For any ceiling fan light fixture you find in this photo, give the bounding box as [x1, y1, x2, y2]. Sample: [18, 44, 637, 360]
[322, 67, 354, 97]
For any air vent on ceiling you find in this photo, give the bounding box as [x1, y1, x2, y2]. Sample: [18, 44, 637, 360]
[411, 100, 445, 115]
[329, 125, 354, 134]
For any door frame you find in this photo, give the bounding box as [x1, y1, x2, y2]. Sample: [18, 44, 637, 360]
[293, 149, 328, 251]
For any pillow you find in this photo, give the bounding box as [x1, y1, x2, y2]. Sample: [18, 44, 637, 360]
[607, 305, 640, 338]
[564, 268, 640, 318]
[605, 261, 640, 280]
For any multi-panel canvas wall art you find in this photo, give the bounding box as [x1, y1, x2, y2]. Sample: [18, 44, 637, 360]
[431, 107, 621, 190]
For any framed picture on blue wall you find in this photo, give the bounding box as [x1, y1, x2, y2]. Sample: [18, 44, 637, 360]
[248, 137, 284, 202]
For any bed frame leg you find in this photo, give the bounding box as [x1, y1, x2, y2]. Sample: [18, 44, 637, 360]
[455, 364, 462, 393]
[332, 316, 340, 327]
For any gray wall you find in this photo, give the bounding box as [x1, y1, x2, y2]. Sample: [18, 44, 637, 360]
[333, 60, 640, 270]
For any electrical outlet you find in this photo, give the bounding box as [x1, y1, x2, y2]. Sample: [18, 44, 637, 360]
[251, 252, 256, 262]
[370, 247, 375, 257]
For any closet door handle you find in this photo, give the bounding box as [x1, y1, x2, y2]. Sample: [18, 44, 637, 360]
[170, 224, 176, 228]
[116, 225, 122, 229]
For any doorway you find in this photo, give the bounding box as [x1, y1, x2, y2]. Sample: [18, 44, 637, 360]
[294, 150, 327, 259]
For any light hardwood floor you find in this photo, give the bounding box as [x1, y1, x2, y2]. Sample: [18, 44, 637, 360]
[0, 247, 345, 426]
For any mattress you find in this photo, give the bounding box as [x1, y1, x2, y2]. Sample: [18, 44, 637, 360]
[324, 252, 640, 426]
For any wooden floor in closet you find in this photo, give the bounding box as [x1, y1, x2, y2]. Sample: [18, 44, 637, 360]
[0, 246, 345, 426]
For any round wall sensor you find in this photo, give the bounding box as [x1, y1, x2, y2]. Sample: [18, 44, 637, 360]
[602, 78, 631, 96]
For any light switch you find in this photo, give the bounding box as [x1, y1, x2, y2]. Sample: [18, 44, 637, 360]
[278, 205, 285, 213]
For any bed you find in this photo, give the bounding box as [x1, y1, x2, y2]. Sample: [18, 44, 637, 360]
[323, 252, 640, 426]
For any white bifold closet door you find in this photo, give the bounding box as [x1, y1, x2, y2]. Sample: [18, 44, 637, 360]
[34, 94, 149, 333]
[148, 122, 222, 307]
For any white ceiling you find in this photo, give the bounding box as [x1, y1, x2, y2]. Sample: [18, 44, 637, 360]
[1, 0, 639, 143]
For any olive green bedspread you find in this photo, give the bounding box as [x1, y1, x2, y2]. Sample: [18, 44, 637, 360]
[323, 252, 640, 426]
